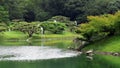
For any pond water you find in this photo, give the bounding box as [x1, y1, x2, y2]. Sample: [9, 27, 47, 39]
[0, 39, 120, 68]
[0, 46, 80, 61]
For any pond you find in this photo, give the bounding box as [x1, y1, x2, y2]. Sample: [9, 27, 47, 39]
[0, 39, 120, 68]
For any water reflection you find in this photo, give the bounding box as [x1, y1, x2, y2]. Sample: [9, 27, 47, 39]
[0, 40, 120, 68]
[0, 46, 80, 61]
[0, 55, 120, 68]
[0, 39, 73, 46]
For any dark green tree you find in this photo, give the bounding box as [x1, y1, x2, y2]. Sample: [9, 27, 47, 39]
[0, 6, 9, 23]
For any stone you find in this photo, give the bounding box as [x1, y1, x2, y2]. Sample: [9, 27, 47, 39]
[86, 49, 94, 56]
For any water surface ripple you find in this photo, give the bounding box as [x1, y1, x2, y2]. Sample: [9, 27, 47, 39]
[0, 46, 80, 61]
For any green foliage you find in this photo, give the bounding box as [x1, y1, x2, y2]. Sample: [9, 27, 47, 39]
[0, 23, 7, 32]
[76, 11, 120, 42]
[83, 35, 120, 52]
[49, 16, 77, 32]
[1, 0, 120, 23]
[64, 0, 120, 23]
[4, 0, 26, 20]
[13, 22, 40, 37]
[114, 11, 120, 34]
[41, 22, 66, 34]
[76, 23, 95, 41]
[49, 16, 70, 23]
[0, 6, 9, 23]
[76, 23, 108, 41]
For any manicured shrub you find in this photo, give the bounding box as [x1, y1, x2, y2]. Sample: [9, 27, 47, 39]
[13, 22, 40, 37]
[41, 22, 66, 34]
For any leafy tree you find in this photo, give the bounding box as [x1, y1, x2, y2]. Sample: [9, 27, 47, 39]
[13, 22, 40, 37]
[4, 0, 26, 20]
[76, 11, 120, 42]
[24, 0, 52, 22]
[76, 23, 97, 41]
[64, 0, 119, 23]
[76, 15, 111, 41]
[1, 0, 120, 24]
[0, 6, 9, 23]
[0, 0, 29, 21]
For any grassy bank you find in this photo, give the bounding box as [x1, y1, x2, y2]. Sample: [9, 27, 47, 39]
[83, 36, 120, 52]
[0, 31, 75, 47]
[0, 31, 80, 40]
[0, 31, 27, 40]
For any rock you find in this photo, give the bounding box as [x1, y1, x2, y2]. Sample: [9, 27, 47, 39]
[86, 49, 94, 56]
[78, 52, 82, 55]
[113, 53, 119, 56]
[86, 49, 93, 53]
[86, 56, 93, 60]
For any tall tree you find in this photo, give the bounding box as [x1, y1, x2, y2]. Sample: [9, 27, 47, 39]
[0, 6, 9, 23]
[1, 0, 26, 20]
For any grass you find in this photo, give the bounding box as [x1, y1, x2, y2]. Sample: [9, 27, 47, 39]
[1, 31, 27, 40]
[32, 31, 81, 39]
[0, 31, 80, 40]
[0, 31, 76, 47]
[83, 35, 120, 52]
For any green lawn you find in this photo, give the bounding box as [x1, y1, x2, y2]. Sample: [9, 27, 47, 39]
[83, 35, 120, 52]
[31, 31, 81, 39]
[0, 31, 27, 40]
[0, 31, 80, 40]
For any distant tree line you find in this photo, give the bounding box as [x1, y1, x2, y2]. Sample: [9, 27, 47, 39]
[0, 0, 120, 24]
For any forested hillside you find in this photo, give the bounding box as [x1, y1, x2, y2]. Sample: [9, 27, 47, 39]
[0, 0, 120, 23]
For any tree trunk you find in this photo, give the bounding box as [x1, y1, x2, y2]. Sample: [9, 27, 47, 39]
[76, 44, 86, 51]
[76, 40, 89, 51]
[29, 34, 32, 37]
[43, 30, 45, 34]
[28, 31, 33, 37]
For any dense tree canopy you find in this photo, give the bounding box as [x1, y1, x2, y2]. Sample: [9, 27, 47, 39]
[0, 0, 120, 24]
[0, 6, 9, 23]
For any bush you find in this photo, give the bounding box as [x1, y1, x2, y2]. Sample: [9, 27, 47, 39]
[41, 22, 66, 34]
[49, 16, 70, 23]
[0, 23, 7, 32]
